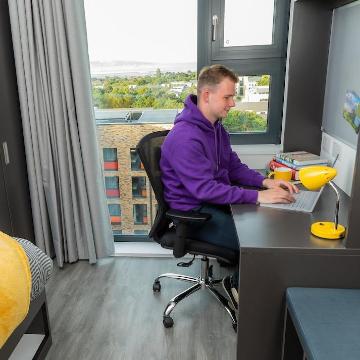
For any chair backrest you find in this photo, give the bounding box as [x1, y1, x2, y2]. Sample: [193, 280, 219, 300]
[136, 130, 170, 240]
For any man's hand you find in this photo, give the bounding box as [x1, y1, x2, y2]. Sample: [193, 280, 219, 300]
[262, 178, 299, 194]
[257, 188, 296, 204]
[258, 178, 299, 204]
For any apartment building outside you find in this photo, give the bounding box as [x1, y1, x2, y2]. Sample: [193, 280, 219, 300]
[95, 108, 176, 240]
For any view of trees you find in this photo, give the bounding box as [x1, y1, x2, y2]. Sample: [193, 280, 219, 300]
[256, 74, 270, 86]
[92, 69, 196, 109]
[223, 110, 267, 133]
[91, 70, 267, 132]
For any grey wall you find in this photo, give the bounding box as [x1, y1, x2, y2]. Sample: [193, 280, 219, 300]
[322, 1, 360, 148]
[282, 0, 333, 154]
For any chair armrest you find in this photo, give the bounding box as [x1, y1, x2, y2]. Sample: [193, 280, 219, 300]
[166, 209, 211, 258]
[166, 209, 211, 223]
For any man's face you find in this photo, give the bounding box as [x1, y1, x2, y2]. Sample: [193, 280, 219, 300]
[207, 77, 236, 120]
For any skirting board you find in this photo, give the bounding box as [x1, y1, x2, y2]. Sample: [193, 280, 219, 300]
[114, 242, 192, 258]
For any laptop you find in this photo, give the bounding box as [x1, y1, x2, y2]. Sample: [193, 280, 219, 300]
[260, 187, 324, 213]
[259, 155, 337, 213]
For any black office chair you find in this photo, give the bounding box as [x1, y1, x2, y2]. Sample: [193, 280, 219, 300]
[136, 130, 238, 331]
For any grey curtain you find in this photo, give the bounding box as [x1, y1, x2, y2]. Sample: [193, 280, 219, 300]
[8, 0, 114, 266]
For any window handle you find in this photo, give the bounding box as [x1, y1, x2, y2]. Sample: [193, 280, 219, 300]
[212, 15, 218, 41]
[2, 142, 10, 165]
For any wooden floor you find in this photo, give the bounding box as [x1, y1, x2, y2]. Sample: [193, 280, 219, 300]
[45, 257, 237, 360]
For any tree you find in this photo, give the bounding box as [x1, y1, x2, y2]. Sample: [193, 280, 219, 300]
[256, 75, 270, 86]
[156, 68, 162, 78]
[91, 71, 197, 109]
[223, 110, 267, 133]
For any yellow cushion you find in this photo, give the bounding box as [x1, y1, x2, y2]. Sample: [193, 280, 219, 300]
[0, 231, 31, 348]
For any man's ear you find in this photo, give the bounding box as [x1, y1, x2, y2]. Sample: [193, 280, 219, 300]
[202, 88, 210, 103]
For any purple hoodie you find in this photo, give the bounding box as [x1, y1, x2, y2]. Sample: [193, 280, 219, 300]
[160, 94, 265, 211]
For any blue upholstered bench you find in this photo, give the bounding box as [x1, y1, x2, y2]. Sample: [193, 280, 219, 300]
[282, 288, 360, 360]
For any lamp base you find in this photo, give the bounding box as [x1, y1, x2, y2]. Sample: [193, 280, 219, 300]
[311, 222, 346, 239]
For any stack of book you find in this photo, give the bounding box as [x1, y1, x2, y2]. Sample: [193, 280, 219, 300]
[267, 151, 329, 181]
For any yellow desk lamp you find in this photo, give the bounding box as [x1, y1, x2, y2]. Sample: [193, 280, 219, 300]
[299, 165, 346, 239]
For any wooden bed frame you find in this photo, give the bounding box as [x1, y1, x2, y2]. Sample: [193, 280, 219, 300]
[0, 290, 52, 359]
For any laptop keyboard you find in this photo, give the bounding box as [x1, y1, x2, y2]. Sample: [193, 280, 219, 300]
[260, 189, 322, 213]
[286, 190, 320, 211]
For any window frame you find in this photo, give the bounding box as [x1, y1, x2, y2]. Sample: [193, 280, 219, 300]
[210, 0, 290, 61]
[198, 0, 291, 145]
[219, 58, 286, 144]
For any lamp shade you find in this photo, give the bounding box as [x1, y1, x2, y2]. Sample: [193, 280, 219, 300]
[299, 166, 337, 191]
[298, 165, 345, 239]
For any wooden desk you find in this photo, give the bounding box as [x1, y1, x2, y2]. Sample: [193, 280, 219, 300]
[231, 185, 360, 360]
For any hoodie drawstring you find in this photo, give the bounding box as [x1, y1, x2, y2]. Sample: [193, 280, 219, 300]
[214, 129, 218, 171]
[214, 123, 221, 172]
[218, 123, 222, 169]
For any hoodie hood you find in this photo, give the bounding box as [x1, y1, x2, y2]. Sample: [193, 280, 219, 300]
[175, 95, 222, 171]
[175, 94, 219, 132]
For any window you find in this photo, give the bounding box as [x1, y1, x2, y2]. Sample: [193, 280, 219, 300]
[130, 149, 143, 171]
[105, 176, 120, 198]
[199, 0, 291, 144]
[223, 0, 275, 47]
[223, 75, 269, 134]
[133, 204, 148, 225]
[132, 177, 147, 198]
[85, 0, 290, 241]
[108, 204, 121, 225]
[103, 148, 118, 171]
[85, 0, 196, 241]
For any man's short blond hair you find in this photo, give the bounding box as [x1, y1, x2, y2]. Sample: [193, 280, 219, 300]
[197, 64, 238, 95]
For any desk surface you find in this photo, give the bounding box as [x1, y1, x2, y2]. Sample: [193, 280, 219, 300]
[230, 185, 360, 360]
[231, 185, 350, 250]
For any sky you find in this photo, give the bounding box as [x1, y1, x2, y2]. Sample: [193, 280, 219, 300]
[84, 0, 197, 64]
[84, 0, 274, 64]
[224, 0, 274, 47]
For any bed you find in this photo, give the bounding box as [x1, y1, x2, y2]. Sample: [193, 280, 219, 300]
[0, 235, 53, 360]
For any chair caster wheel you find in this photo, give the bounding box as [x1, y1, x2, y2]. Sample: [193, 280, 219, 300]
[153, 281, 161, 292]
[163, 316, 174, 328]
[232, 323, 237, 332]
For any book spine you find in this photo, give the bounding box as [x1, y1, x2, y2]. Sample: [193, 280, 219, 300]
[274, 157, 303, 170]
[292, 158, 329, 166]
[277, 153, 297, 164]
[277, 152, 328, 166]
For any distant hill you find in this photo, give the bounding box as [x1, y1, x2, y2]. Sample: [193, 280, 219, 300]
[90, 60, 197, 78]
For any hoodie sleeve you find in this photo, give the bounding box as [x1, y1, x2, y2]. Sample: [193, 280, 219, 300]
[168, 140, 259, 204]
[228, 150, 265, 188]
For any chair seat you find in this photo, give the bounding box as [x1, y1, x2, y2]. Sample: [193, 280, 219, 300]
[286, 287, 360, 360]
[160, 229, 238, 265]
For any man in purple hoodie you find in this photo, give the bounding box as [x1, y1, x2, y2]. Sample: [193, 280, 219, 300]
[160, 64, 298, 309]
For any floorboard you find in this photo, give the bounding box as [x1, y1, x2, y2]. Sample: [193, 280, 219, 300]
[45, 257, 237, 360]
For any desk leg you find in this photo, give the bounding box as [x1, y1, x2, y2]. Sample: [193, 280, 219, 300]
[281, 306, 303, 360]
[236, 251, 360, 360]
